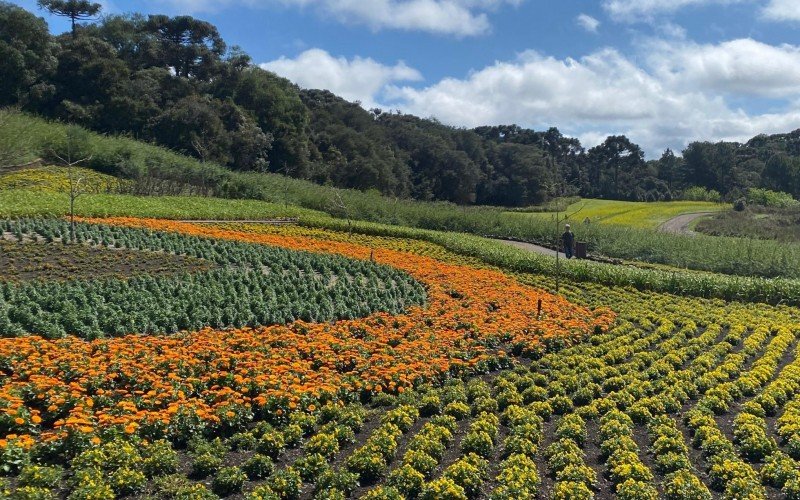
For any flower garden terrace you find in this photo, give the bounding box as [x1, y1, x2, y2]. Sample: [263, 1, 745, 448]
[0, 218, 613, 458]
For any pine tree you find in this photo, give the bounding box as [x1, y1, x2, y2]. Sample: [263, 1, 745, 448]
[36, 0, 101, 36]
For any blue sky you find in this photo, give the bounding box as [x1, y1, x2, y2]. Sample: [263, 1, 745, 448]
[11, 0, 800, 156]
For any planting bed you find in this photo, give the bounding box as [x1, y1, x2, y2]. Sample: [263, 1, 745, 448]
[2, 220, 800, 499]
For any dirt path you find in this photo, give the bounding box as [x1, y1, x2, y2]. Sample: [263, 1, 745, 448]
[658, 212, 715, 235]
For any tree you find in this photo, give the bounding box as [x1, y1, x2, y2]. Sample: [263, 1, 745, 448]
[144, 15, 226, 79]
[681, 141, 738, 194]
[0, 3, 56, 106]
[49, 35, 129, 126]
[148, 95, 231, 165]
[656, 149, 683, 196]
[36, 0, 100, 36]
[586, 136, 647, 200]
[49, 126, 92, 241]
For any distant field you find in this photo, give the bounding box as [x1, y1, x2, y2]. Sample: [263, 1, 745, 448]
[515, 199, 725, 229]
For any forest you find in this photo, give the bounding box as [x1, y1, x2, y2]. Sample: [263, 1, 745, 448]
[2, 1, 800, 206]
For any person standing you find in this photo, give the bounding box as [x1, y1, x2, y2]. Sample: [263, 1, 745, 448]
[562, 224, 575, 259]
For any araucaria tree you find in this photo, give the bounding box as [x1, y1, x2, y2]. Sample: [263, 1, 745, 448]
[36, 0, 101, 35]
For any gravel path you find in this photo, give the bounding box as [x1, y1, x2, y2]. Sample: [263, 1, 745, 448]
[658, 212, 715, 235]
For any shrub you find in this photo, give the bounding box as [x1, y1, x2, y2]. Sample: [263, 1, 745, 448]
[492, 454, 540, 498]
[556, 414, 586, 447]
[313, 490, 346, 500]
[258, 430, 286, 459]
[419, 394, 442, 417]
[654, 452, 691, 475]
[784, 475, 800, 500]
[444, 401, 471, 420]
[331, 425, 357, 446]
[746, 188, 798, 208]
[761, 451, 796, 488]
[502, 433, 538, 458]
[663, 470, 712, 500]
[369, 424, 402, 460]
[408, 434, 446, 461]
[10, 486, 56, 500]
[315, 468, 359, 496]
[616, 479, 659, 500]
[346, 447, 388, 482]
[461, 431, 494, 458]
[682, 186, 721, 202]
[212, 466, 247, 496]
[550, 395, 574, 415]
[382, 405, 419, 433]
[556, 464, 595, 488]
[294, 453, 329, 482]
[267, 467, 303, 499]
[361, 487, 404, 500]
[283, 424, 304, 447]
[419, 478, 468, 500]
[142, 440, 179, 477]
[430, 415, 459, 434]
[228, 431, 258, 451]
[17, 465, 63, 489]
[247, 486, 280, 500]
[191, 453, 223, 478]
[403, 449, 439, 477]
[305, 433, 340, 459]
[443, 456, 487, 498]
[551, 481, 594, 500]
[289, 412, 318, 434]
[109, 467, 147, 495]
[387, 464, 426, 496]
[243, 453, 275, 480]
[67, 481, 115, 500]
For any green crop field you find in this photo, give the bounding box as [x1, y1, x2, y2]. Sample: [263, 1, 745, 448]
[515, 199, 725, 229]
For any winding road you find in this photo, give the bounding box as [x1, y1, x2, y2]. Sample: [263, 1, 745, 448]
[657, 212, 715, 235]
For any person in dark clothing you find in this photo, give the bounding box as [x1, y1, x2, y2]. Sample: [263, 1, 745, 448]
[562, 224, 575, 259]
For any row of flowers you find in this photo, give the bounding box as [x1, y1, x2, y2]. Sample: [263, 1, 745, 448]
[0, 218, 613, 460]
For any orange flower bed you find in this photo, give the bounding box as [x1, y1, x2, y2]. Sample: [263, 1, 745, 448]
[0, 219, 614, 449]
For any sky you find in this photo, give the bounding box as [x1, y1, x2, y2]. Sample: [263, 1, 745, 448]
[11, 0, 800, 157]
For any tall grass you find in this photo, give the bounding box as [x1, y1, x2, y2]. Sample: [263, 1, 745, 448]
[2, 111, 799, 279]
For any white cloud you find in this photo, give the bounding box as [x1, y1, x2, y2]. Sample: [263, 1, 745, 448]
[762, 0, 800, 22]
[384, 43, 800, 155]
[260, 49, 422, 109]
[576, 14, 601, 33]
[156, 0, 521, 36]
[646, 38, 800, 98]
[603, 0, 744, 21]
[657, 22, 688, 38]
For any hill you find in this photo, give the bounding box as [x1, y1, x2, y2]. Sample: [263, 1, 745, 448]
[2, 2, 800, 207]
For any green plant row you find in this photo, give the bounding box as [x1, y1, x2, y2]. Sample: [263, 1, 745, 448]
[0, 219, 425, 339]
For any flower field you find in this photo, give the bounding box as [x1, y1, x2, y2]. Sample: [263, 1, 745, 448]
[2, 219, 800, 499]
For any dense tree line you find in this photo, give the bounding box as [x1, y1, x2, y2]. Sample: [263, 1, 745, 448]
[2, 2, 800, 206]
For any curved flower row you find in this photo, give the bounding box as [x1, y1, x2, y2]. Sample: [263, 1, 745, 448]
[0, 219, 613, 453]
